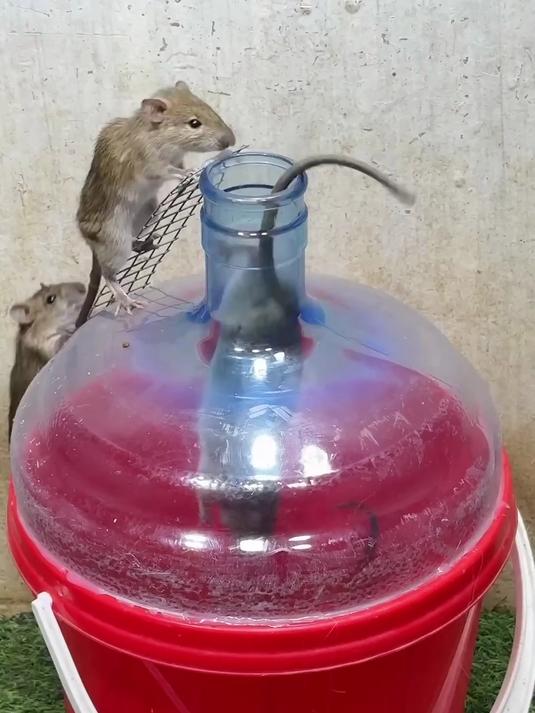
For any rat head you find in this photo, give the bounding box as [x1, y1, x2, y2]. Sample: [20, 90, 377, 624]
[140, 80, 235, 153]
[10, 282, 86, 360]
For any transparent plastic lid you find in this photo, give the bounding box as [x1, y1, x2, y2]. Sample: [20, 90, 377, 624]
[11, 152, 502, 624]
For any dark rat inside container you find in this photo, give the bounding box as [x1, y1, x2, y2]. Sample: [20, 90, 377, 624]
[8, 151, 516, 713]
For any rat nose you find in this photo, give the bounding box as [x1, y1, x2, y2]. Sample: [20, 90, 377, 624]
[218, 127, 236, 150]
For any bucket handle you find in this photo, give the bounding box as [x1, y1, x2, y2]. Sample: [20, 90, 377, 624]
[490, 511, 535, 712]
[31, 511, 535, 713]
[31, 592, 97, 713]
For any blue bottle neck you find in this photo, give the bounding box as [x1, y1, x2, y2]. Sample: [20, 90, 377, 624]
[199, 152, 308, 313]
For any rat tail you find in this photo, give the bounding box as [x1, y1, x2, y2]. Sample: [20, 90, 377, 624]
[76, 253, 101, 328]
[8, 404, 15, 442]
[258, 153, 415, 309]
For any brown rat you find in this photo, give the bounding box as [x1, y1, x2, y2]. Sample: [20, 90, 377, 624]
[75, 80, 235, 327]
[8, 282, 86, 440]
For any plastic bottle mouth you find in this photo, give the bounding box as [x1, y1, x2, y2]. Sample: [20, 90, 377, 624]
[199, 151, 308, 208]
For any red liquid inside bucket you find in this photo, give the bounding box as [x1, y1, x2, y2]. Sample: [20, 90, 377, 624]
[15, 354, 498, 622]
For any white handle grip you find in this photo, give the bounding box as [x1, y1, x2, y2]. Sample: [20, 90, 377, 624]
[490, 511, 535, 712]
[31, 592, 97, 713]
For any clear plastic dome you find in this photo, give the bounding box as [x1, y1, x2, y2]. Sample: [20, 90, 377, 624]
[11, 152, 502, 624]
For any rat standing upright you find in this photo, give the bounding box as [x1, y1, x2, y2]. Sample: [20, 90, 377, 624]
[9, 282, 86, 439]
[75, 80, 235, 326]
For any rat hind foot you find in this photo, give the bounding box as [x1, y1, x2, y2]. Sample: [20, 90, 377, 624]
[105, 279, 145, 316]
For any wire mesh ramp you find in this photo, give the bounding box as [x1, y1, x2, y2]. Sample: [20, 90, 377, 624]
[89, 146, 247, 318]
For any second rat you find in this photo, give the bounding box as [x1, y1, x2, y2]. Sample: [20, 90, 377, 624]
[9, 282, 86, 439]
[76, 80, 235, 326]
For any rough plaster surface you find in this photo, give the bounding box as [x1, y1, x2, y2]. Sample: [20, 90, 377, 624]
[0, 0, 533, 610]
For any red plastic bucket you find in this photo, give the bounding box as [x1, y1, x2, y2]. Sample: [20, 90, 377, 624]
[8, 453, 515, 713]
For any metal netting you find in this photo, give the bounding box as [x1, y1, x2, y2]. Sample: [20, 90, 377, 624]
[90, 145, 247, 317]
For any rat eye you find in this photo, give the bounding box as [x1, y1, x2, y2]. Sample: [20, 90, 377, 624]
[188, 118, 202, 129]
[46, 294, 56, 305]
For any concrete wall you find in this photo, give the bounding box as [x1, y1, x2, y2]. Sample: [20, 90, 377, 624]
[0, 0, 533, 610]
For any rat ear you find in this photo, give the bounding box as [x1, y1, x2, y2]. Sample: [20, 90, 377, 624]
[10, 303, 32, 325]
[175, 80, 189, 90]
[141, 97, 169, 123]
